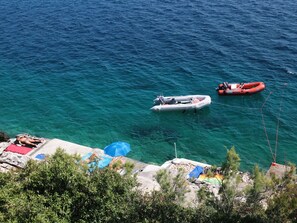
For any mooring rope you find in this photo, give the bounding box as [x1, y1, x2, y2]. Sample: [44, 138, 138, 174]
[274, 83, 288, 162]
[208, 90, 277, 162]
[260, 91, 275, 162]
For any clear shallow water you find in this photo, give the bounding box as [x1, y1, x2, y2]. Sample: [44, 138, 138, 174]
[0, 0, 296, 170]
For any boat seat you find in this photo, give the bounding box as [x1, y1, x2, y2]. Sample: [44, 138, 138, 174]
[231, 84, 237, 90]
[181, 100, 190, 104]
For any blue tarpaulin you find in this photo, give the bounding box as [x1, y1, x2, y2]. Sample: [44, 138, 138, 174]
[189, 166, 204, 179]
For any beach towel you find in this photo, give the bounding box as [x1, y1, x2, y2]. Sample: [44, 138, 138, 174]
[198, 174, 223, 186]
[188, 166, 204, 179]
[0, 142, 10, 155]
[4, 144, 32, 155]
[0, 151, 31, 168]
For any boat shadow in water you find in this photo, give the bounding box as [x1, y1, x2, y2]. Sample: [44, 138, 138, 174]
[152, 105, 212, 115]
[129, 125, 180, 144]
[153, 106, 222, 129]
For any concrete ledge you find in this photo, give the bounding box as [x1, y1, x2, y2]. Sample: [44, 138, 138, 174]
[28, 138, 94, 158]
[266, 162, 291, 178]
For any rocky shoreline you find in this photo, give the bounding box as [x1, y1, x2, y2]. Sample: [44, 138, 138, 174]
[1, 131, 293, 208]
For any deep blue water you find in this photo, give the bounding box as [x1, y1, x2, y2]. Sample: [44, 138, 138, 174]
[0, 0, 297, 170]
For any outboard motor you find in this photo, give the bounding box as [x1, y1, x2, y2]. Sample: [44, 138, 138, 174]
[223, 82, 229, 89]
[216, 84, 222, 91]
[154, 96, 166, 105]
[154, 96, 176, 105]
[216, 83, 225, 91]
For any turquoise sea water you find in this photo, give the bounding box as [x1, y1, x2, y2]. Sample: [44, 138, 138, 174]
[0, 0, 296, 170]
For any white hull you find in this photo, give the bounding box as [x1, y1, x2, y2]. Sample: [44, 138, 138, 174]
[151, 95, 211, 112]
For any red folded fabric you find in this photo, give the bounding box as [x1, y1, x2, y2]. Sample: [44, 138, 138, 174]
[5, 144, 32, 155]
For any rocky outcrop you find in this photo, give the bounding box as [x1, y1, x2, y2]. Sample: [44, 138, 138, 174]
[0, 131, 10, 142]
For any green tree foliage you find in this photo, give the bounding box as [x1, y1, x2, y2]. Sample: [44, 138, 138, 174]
[240, 165, 269, 222]
[0, 147, 296, 223]
[0, 149, 138, 223]
[196, 187, 217, 223]
[212, 147, 242, 221]
[136, 168, 196, 223]
[266, 182, 297, 223]
[197, 147, 248, 222]
[265, 164, 297, 223]
[155, 168, 189, 203]
[221, 146, 241, 176]
[135, 192, 197, 223]
[123, 161, 134, 176]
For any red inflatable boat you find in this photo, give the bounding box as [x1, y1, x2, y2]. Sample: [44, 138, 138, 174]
[216, 82, 265, 95]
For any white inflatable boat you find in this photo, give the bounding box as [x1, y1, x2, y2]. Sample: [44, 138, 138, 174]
[151, 95, 211, 112]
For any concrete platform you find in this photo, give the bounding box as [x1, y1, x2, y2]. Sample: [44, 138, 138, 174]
[28, 138, 94, 158]
[26, 138, 150, 173]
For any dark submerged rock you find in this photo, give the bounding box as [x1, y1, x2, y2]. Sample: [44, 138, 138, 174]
[0, 131, 10, 142]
